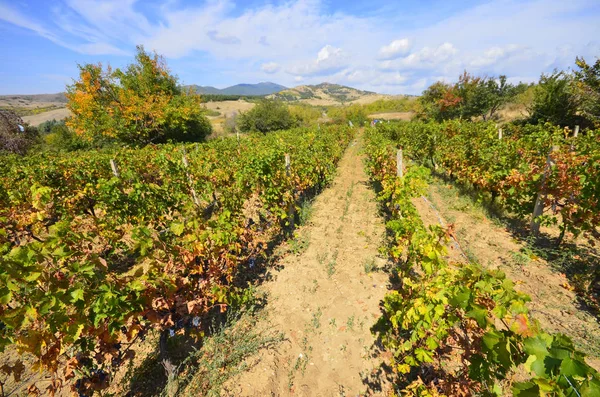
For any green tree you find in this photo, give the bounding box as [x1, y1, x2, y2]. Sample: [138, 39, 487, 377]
[66, 46, 212, 145]
[418, 81, 461, 121]
[574, 56, 600, 128]
[529, 71, 578, 127]
[237, 99, 296, 133]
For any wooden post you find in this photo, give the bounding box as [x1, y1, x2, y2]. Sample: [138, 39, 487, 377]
[181, 150, 200, 206]
[396, 149, 403, 178]
[498, 128, 503, 140]
[531, 146, 558, 237]
[574, 125, 579, 137]
[285, 153, 291, 175]
[110, 159, 119, 177]
[285, 154, 294, 230]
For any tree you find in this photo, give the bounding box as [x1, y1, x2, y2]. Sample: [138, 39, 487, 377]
[573, 56, 600, 128]
[528, 71, 578, 127]
[237, 99, 296, 133]
[66, 46, 212, 145]
[418, 81, 461, 121]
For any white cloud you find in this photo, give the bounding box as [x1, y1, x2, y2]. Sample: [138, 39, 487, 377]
[379, 38, 411, 60]
[287, 45, 349, 76]
[470, 44, 529, 67]
[261, 62, 280, 74]
[1, 0, 600, 95]
[378, 42, 458, 73]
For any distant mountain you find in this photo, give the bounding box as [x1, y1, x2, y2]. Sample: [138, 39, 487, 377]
[269, 83, 382, 104]
[0, 93, 67, 104]
[186, 82, 287, 96]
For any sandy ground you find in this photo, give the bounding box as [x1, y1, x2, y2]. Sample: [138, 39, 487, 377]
[224, 135, 391, 396]
[203, 100, 255, 118]
[22, 108, 71, 126]
[368, 112, 414, 121]
[413, 179, 600, 369]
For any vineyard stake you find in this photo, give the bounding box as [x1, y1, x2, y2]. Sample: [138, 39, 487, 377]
[531, 146, 558, 237]
[110, 159, 119, 177]
[181, 149, 200, 206]
[285, 153, 294, 230]
[498, 128, 503, 140]
[574, 125, 579, 137]
[397, 149, 404, 178]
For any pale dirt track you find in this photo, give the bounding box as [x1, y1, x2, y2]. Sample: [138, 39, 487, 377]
[224, 135, 390, 396]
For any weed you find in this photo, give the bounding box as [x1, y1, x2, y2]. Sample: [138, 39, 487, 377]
[173, 312, 284, 397]
[311, 308, 322, 330]
[327, 250, 338, 277]
[316, 251, 328, 265]
[346, 315, 355, 331]
[363, 257, 377, 274]
[329, 318, 337, 327]
[289, 232, 310, 255]
[510, 250, 531, 267]
[298, 199, 315, 225]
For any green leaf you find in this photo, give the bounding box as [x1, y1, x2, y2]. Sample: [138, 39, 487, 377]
[170, 222, 185, 236]
[512, 381, 540, 397]
[414, 348, 434, 363]
[467, 305, 488, 327]
[560, 357, 589, 377]
[581, 378, 600, 397]
[70, 288, 85, 302]
[0, 288, 13, 305]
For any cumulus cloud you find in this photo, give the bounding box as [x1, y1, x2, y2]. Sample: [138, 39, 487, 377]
[1, 0, 600, 94]
[470, 44, 528, 67]
[288, 45, 349, 76]
[378, 39, 411, 60]
[261, 62, 280, 74]
[378, 42, 458, 73]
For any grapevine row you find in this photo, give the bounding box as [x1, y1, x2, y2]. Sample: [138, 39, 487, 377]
[0, 125, 354, 395]
[363, 128, 600, 396]
[373, 120, 600, 245]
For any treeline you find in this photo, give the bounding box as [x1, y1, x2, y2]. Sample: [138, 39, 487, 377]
[419, 57, 600, 129]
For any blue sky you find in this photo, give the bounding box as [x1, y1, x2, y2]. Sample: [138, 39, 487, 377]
[1, 0, 599, 95]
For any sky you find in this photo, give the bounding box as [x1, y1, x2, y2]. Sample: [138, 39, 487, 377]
[0, 0, 599, 95]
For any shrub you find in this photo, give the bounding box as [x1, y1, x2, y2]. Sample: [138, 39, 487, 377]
[0, 110, 39, 155]
[237, 99, 296, 133]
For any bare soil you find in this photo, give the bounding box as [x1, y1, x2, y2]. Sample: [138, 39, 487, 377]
[414, 177, 600, 369]
[22, 108, 71, 126]
[368, 112, 414, 121]
[223, 136, 391, 396]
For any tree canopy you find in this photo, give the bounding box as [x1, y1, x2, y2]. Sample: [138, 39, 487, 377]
[237, 99, 296, 133]
[66, 46, 211, 145]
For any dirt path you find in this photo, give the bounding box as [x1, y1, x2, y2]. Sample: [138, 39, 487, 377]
[413, 178, 600, 368]
[224, 136, 390, 396]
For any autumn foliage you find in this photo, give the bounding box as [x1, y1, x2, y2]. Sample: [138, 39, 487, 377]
[66, 46, 211, 145]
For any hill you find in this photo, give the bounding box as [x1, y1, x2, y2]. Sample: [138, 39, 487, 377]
[186, 82, 286, 96]
[269, 83, 385, 105]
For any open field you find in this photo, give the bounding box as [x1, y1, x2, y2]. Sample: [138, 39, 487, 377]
[367, 111, 414, 120]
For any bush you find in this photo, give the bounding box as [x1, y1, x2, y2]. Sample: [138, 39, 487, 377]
[66, 45, 212, 146]
[44, 122, 89, 152]
[327, 104, 368, 125]
[528, 71, 579, 127]
[0, 110, 39, 155]
[237, 99, 296, 133]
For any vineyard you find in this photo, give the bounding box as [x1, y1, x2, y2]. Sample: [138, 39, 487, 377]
[0, 125, 353, 395]
[364, 124, 600, 396]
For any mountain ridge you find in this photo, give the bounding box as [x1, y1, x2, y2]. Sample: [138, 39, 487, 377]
[185, 82, 287, 96]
